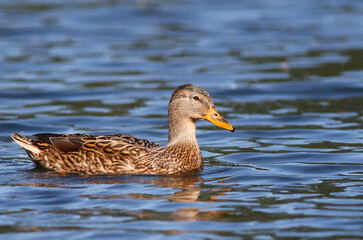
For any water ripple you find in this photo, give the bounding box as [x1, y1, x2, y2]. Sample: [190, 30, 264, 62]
[0, 0, 363, 239]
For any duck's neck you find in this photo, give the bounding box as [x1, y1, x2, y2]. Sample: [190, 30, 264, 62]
[167, 113, 198, 146]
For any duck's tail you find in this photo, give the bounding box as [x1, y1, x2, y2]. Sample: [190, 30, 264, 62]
[10, 132, 41, 156]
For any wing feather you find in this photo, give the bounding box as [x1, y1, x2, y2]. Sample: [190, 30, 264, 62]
[33, 133, 161, 155]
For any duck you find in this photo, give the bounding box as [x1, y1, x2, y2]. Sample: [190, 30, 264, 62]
[11, 84, 235, 175]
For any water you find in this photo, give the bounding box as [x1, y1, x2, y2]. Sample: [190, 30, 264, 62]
[1, 0, 363, 239]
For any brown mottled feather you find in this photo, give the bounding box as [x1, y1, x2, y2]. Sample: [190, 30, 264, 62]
[10, 132, 202, 175]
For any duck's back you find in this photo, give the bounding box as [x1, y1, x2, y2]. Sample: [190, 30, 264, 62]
[11, 132, 162, 175]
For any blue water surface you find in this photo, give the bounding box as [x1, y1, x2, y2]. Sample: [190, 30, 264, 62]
[0, 0, 363, 239]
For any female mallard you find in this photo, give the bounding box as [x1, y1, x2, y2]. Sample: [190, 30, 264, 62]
[11, 84, 234, 175]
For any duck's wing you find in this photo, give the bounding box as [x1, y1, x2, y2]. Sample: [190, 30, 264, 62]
[33, 133, 89, 153]
[33, 133, 162, 153]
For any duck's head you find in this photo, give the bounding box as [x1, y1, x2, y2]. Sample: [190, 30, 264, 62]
[168, 84, 235, 132]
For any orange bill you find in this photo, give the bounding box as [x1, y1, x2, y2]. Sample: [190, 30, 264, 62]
[203, 106, 235, 132]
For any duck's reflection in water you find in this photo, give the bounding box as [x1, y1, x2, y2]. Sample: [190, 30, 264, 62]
[23, 170, 218, 221]
[82, 175, 203, 202]
[83, 175, 205, 221]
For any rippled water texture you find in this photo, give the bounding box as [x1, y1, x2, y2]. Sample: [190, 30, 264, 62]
[1, 0, 363, 239]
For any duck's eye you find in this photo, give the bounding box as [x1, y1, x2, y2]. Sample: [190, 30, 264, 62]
[193, 96, 200, 101]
